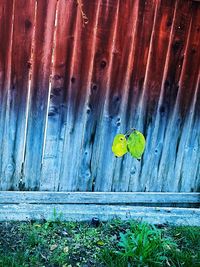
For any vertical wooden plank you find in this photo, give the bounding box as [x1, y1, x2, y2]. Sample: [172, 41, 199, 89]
[176, 2, 200, 191]
[178, 2, 200, 119]
[0, 0, 35, 190]
[193, 69, 200, 192]
[179, 74, 200, 192]
[127, 0, 193, 192]
[116, 0, 159, 192]
[67, 0, 101, 191]
[192, 122, 200, 191]
[135, 0, 177, 192]
[75, 0, 124, 191]
[0, 0, 14, 189]
[123, 0, 158, 192]
[58, 0, 120, 191]
[56, 0, 89, 191]
[41, 0, 101, 191]
[115, 0, 160, 192]
[99, 0, 139, 192]
[158, 1, 196, 192]
[58, 7, 85, 191]
[59, 1, 100, 192]
[138, 0, 177, 192]
[23, 0, 57, 190]
[76, 0, 121, 192]
[40, 0, 77, 191]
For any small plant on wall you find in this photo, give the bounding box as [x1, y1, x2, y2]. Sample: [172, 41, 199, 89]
[112, 128, 146, 161]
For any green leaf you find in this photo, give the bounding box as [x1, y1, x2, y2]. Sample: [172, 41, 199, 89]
[127, 130, 146, 159]
[112, 134, 128, 157]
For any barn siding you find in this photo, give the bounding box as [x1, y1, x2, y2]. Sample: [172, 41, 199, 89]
[0, 0, 199, 192]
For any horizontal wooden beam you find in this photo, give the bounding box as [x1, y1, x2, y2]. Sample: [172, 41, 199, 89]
[0, 191, 199, 205]
[0, 203, 199, 226]
[0, 192, 199, 225]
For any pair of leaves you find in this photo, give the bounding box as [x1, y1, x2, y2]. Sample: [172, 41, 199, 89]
[112, 129, 146, 160]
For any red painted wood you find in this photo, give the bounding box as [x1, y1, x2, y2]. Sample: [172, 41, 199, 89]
[0, 0, 199, 192]
[0, 0, 14, 190]
[144, 0, 176, 118]
[76, 0, 122, 191]
[95, 0, 140, 191]
[58, 0, 102, 191]
[23, 0, 57, 190]
[126, 0, 157, 127]
[58, 0, 121, 191]
[0, 0, 13, 103]
[161, 0, 193, 117]
[0, 0, 35, 190]
[40, 0, 78, 190]
[178, 1, 200, 118]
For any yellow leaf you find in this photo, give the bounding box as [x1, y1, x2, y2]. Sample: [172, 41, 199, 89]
[63, 246, 69, 253]
[112, 134, 128, 157]
[50, 244, 58, 251]
[34, 224, 41, 228]
[97, 240, 104, 246]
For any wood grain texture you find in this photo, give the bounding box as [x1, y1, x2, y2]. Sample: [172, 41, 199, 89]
[141, 0, 193, 192]
[93, 0, 139, 192]
[0, 0, 14, 190]
[0, 0, 35, 190]
[0, 0, 199, 192]
[23, 0, 57, 190]
[0, 191, 199, 205]
[40, 0, 78, 191]
[0, 203, 199, 225]
[125, 0, 158, 192]
[58, 0, 102, 191]
[157, 1, 198, 192]
[139, 0, 177, 192]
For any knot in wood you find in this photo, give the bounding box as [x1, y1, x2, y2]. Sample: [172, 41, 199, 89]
[24, 19, 32, 29]
[100, 60, 107, 69]
[5, 163, 15, 174]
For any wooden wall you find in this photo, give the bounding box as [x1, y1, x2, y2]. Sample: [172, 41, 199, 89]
[0, 0, 199, 192]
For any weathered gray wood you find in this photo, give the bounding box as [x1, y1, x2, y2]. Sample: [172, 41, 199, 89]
[72, 0, 102, 191]
[0, 192, 199, 205]
[130, 0, 159, 192]
[167, 5, 200, 192]
[58, 0, 120, 191]
[106, 0, 138, 192]
[178, 73, 200, 191]
[40, 0, 78, 191]
[0, 0, 199, 193]
[0, 0, 14, 190]
[23, 0, 57, 190]
[139, 0, 177, 192]
[0, 203, 199, 226]
[57, 2, 89, 191]
[1, 0, 35, 191]
[124, 0, 158, 192]
[91, 1, 121, 191]
[156, 1, 193, 192]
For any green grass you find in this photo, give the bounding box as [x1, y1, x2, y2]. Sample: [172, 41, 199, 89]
[0, 219, 199, 267]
